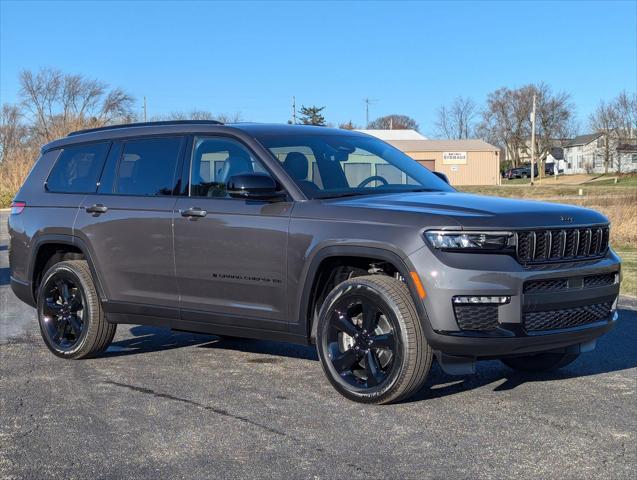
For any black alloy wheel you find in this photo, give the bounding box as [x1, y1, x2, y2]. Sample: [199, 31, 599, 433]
[316, 275, 432, 404]
[325, 295, 398, 390]
[37, 260, 116, 359]
[40, 274, 86, 351]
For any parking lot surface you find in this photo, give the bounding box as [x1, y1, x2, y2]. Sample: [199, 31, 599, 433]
[1, 211, 635, 479]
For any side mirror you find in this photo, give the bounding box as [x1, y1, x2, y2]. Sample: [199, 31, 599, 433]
[433, 171, 449, 184]
[227, 173, 286, 201]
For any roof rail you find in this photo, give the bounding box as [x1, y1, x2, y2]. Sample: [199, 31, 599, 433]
[67, 120, 224, 137]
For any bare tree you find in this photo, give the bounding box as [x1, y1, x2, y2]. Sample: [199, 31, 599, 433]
[339, 120, 359, 130]
[0, 103, 38, 197]
[435, 96, 477, 139]
[152, 110, 242, 123]
[532, 83, 576, 175]
[476, 87, 527, 167]
[589, 100, 620, 174]
[19, 68, 135, 143]
[477, 83, 574, 170]
[368, 114, 418, 130]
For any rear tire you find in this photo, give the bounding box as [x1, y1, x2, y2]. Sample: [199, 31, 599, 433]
[501, 352, 579, 372]
[37, 260, 116, 359]
[316, 275, 432, 404]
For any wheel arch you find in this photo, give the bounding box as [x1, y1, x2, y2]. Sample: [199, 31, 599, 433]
[29, 234, 107, 303]
[296, 245, 433, 344]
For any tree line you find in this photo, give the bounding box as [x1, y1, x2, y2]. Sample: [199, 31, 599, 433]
[1, 68, 635, 205]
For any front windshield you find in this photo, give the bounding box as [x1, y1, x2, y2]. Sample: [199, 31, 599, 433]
[256, 133, 454, 199]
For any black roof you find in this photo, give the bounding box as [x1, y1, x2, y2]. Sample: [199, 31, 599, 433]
[67, 120, 223, 136]
[43, 122, 363, 152]
[565, 133, 602, 148]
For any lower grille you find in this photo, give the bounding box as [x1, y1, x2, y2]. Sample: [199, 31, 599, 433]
[523, 272, 617, 293]
[523, 302, 612, 332]
[584, 273, 616, 289]
[454, 305, 499, 331]
[524, 278, 568, 293]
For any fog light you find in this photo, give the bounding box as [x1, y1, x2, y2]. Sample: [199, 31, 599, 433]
[453, 296, 510, 304]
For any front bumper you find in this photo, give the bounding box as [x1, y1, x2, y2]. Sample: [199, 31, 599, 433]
[407, 245, 621, 359]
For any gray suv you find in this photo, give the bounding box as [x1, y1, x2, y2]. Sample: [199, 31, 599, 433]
[8, 121, 621, 404]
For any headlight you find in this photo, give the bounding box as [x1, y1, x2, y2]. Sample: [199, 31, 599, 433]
[425, 231, 514, 251]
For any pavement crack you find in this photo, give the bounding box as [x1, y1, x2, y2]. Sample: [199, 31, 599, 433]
[103, 380, 287, 437]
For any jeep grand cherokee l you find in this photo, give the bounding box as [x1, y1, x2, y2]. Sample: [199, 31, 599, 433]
[8, 121, 621, 404]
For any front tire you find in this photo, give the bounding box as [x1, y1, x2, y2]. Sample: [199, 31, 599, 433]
[316, 275, 432, 404]
[37, 260, 116, 359]
[501, 352, 579, 372]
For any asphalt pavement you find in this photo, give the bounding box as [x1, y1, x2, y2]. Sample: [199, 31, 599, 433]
[1, 211, 635, 479]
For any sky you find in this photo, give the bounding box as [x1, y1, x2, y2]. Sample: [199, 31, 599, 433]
[1, 0, 636, 137]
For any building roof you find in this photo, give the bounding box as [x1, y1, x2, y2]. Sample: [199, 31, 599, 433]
[385, 139, 499, 152]
[356, 129, 428, 140]
[565, 133, 602, 148]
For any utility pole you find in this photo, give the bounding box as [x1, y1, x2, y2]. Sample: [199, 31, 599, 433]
[363, 98, 377, 128]
[143, 96, 147, 122]
[292, 96, 297, 124]
[530, 93, 536, 186]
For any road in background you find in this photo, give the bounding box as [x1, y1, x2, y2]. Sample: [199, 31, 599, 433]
[1, 211, 635, 479]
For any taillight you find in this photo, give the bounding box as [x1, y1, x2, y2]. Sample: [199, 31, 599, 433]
[10, 201, 26, 215]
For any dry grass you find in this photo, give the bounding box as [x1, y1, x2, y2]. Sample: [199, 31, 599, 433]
[461, 184, 637, 247]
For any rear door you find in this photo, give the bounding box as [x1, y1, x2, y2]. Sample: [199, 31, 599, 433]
[74, 135, 185, 316]
[173, 135, 291, 331]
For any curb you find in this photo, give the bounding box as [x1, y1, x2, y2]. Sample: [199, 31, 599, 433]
[619, 295, 637, 310]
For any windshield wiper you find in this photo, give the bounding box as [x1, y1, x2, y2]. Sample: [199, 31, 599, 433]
[315, 192, 368, 199]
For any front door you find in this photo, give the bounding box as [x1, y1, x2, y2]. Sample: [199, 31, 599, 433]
[173, 136, 291, 331]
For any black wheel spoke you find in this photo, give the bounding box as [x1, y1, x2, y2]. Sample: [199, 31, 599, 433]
[55, 279, 71, 303]
[332, 312, 360, 338]
[45, 298, 63, 312]
[68, 314, 82, 337]
[361, 303, 378, 332]
[331, 346, 362, 373]
[365, 350, 383, 386]
[371, 333, 395, 351]
[55, 319, 68, 342]
[68, 294, 82, 311]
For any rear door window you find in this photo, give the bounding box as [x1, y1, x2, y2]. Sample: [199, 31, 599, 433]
[46, 142, 110, 193]
[115, 137, 184, 196]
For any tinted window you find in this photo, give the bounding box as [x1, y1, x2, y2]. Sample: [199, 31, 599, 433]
[46, 142, 110, 193]
[257, 133, 453, 198]
[190, 136, 270, 198]
[116, 137, 183, 196]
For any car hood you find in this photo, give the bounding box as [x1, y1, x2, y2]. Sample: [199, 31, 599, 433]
[326, 191, 608, 229]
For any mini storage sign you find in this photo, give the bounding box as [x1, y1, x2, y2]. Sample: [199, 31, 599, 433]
[442, 152, 467, 164]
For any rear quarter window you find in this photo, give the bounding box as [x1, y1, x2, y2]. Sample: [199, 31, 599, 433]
[46, 142, 111, 193]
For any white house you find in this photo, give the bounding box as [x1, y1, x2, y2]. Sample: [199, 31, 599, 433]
[562, 133, 637, 174]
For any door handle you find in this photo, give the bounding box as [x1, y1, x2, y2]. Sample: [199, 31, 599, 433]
[85, 204, 108, 215]
[180, 207, 207, 218]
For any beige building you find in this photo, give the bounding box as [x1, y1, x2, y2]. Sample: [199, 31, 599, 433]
[384, 139, 502, 186]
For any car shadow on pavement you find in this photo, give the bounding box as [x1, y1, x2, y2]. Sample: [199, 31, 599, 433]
[198, 337, 319, 361]
[406, 309, 637, 403]
[103, 325, 216, 357]
[102, 310, 636, 403]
